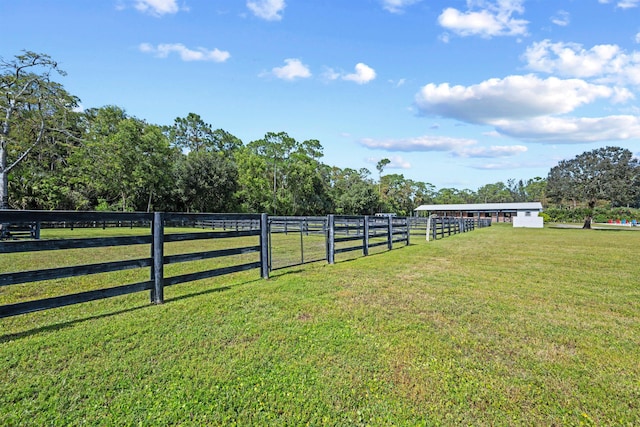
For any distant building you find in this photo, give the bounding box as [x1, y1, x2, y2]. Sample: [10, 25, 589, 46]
[414, 202, 544, 228]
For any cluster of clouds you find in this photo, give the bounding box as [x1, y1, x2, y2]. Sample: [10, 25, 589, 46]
[134, 0, 376, 84]
[138, 43, 230, 62]
[373, 0, 640, 166]
[438, 0, 528, 40]
[261, 60, 377, 85]
[598, 0, 640, 9]
[412, 41, 640, 147]
[130, 0, 640, 167]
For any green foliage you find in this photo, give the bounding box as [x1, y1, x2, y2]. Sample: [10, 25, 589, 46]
[175, 151, 239, 212]
[547, 146, 639, 209]
[1, 51, 80, 209]
[329, 167, 378, 215]
[73, 106, 177, 212]
[165, 112, 242, 153]
[379, 174, 433, 215]
[240, 132, 333, 215]
[15, 50, 640, 217]
[538, 211, 550, 223]
[543, 206, 640, 223]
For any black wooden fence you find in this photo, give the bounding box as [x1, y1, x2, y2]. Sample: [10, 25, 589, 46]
[0, 211, 267, 318]
[408, 216, 492, 240]
[327, 215, 410, 263]
[266, 215, 410, 270]
[0, 211, 484, 318]
[0, 210, 409, 318]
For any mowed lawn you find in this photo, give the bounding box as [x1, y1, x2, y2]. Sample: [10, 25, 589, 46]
[1, 224, 639, 425]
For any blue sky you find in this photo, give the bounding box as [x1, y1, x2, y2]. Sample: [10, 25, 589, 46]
[4, 0, 640, 190]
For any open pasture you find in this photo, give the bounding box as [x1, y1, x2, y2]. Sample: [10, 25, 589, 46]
[1, 224, 639, 425]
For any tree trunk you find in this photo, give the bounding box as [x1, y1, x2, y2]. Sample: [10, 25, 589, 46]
[583, 199, 596, 229]
[0, 170, 8, 210]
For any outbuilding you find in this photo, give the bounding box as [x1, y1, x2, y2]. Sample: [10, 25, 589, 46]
[414, 202, 544, 228]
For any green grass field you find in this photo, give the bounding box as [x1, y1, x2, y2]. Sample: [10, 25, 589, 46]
[1, 224, 639, 425]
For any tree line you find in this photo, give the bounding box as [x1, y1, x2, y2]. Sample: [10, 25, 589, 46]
[2, 51, 639, 215]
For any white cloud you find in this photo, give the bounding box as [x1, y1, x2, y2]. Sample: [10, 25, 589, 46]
[415, 74, 616, 124]
[389, 155, 412, 169]
[343, 63, 377, 84]
[324, 64, 377, 84]
[550, 10, 570, 26]
[599, 0, 639, 8]
[470, 161, 531, 170]
[360, 135, 527, 159]
[381, 0, 421, 14]
[269, 58, 311, 80]
[636, 32, 640, 43]
[494, 115, 640, 143]
[322, 67, 341, 82]
[361, 135, 477, 152]
[454, 145, 528, 158]
[523, 39, 640, 86]
[133, 0, 182, 16]
[139, 43, 230, 62]
[247, 0, 285, 21]
[368, 155, 412, 169]
[389, 78, 406, 88]
[437, 0, 528, 38]
[618, 0, 640, 8]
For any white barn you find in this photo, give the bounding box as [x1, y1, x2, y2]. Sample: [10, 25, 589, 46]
[414, 202, 544, 228]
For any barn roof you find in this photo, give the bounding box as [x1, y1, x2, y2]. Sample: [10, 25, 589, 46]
[414, 202, 543, 212]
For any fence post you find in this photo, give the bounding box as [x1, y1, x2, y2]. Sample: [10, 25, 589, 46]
[151, 212, 164, 304]
[405, 217, 410, 246]
[363, 216, 369, 256]
[327, 214, 335, 264]
[260, 213, 269, 279]
[299, 219, 304, 265]
[387, 215, 393, 250]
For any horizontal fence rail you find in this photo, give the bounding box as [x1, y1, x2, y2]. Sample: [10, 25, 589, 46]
[407, 216, 492, 241]
[327, 215, 410, 264]
[0, 211, 266, 318]
[0, 210, 489, 318]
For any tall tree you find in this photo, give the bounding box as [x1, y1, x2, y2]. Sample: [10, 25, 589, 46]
[245, 132, 297, 215]
[547, 146, 639, 228]
[434, 187, 466, 204]
[476, 182, 512, 203]
[166, 113, 243, 154]
[9, 111, 85, 210]
[175, 151, 238, 212]
[523, 177, 547, 203]
[76, 106, 175, 211]
[0, 51, 79, 209]
[166, 113, 213, 153]
[329, 167, 378, 215]
[376, 158, 391, 203]
[286, 140, 332, 215]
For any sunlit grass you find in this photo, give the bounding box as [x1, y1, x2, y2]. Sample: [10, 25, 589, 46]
[1, 224, 639, 425]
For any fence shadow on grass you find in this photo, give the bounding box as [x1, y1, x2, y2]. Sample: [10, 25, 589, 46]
[0, 303, 150, 344]
[1, 279, 260, 343]
[165, 277, 262, 303]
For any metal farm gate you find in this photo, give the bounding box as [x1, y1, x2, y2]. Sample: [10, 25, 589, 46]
[267, 215, 411, 271]
[267, 216, 328, 271]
